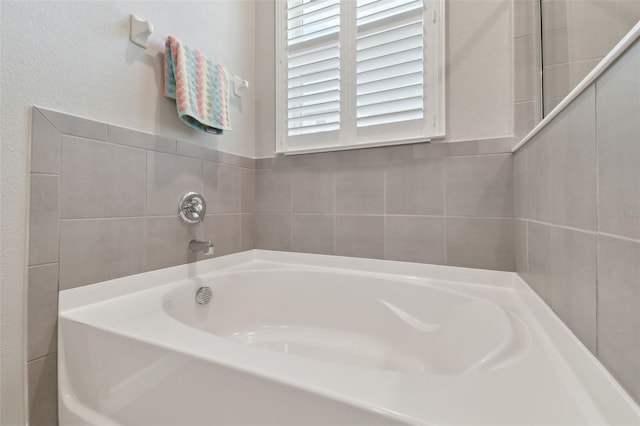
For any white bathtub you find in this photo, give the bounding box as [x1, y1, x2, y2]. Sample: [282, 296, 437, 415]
[59, 250, 640, 425]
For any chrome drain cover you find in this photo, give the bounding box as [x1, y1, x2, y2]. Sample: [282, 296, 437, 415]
[195, 286, 212, 305]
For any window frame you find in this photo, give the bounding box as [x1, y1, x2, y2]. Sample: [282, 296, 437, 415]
[275, 0, 446, 155]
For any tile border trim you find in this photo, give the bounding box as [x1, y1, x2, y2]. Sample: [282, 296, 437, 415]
[513, 22, 640, 152]
[34, 106, 255, 169]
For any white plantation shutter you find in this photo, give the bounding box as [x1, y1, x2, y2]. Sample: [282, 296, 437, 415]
[277, 0, 444, 154]
[286, 0, 341, 136]
[356, 0, 425, 128]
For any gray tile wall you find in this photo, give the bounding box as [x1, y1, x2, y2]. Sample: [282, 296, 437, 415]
[254, 139, 516, 273]
[514, 39, 640, 403]
[27, 107, 255, 425]
[29, 110, 541, 424]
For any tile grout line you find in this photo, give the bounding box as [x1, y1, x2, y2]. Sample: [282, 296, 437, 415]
[282, 213, 517, 220]
[142, 150, 150, 271]
[238, 208, 242, 251]
[30, 172, 60, 177]
[61, 132, 107, 143]
[443, 158, 448, 264]
[292, 212, 457, 218]
[383, 167, 387, 259]
[594, 82, 600, 356]
[333, 171, 337, 255]
[56, 126, 63, 293]
[525, 218, 599, 235]
[525, 220, 529, 274]
[597, 231, 640, 245]
[514, 33, 537, 42]
[60, 216, 158, 221]
[59, 213, 245, 221]
[525, 148, 529, 273]
[513, 100, 537, 106]
[27, 261, 58, 268]
[26, 352, 57, 365]
[35, 108, 63, 134]
[289, 171, 293, 251]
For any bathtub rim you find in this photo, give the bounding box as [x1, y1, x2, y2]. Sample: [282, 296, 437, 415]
[59, 249, 516, 312]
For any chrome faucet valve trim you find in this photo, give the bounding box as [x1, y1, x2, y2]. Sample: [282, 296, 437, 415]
[179, 192, 206, 224]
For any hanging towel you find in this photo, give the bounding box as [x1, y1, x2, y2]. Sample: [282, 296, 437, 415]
[163, 35, 232, 134]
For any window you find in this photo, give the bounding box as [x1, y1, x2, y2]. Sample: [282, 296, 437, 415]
[276, 0, 445, 154]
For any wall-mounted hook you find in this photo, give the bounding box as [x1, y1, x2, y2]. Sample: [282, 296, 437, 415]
[130, 15, 153, 49]
[233, 77, 249, 97]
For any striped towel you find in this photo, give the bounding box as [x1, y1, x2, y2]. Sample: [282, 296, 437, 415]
[163, 35, 232, 134]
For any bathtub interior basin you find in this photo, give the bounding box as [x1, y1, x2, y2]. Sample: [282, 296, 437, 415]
[58, 250, 640, 426]
[162, 270, 525, 375]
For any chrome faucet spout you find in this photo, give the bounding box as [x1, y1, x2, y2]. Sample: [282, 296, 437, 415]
[188, 239, 214, 255]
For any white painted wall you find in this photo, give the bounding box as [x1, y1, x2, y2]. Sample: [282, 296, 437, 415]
[255, 0, 514, 158]
[0, 2, 255, 423]
[446, 0, 514, 141]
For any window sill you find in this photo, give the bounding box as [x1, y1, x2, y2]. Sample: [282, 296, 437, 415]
[277, 134, 446, 156]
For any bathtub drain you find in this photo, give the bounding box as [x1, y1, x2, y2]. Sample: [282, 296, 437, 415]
[195, 286, 212, 305]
